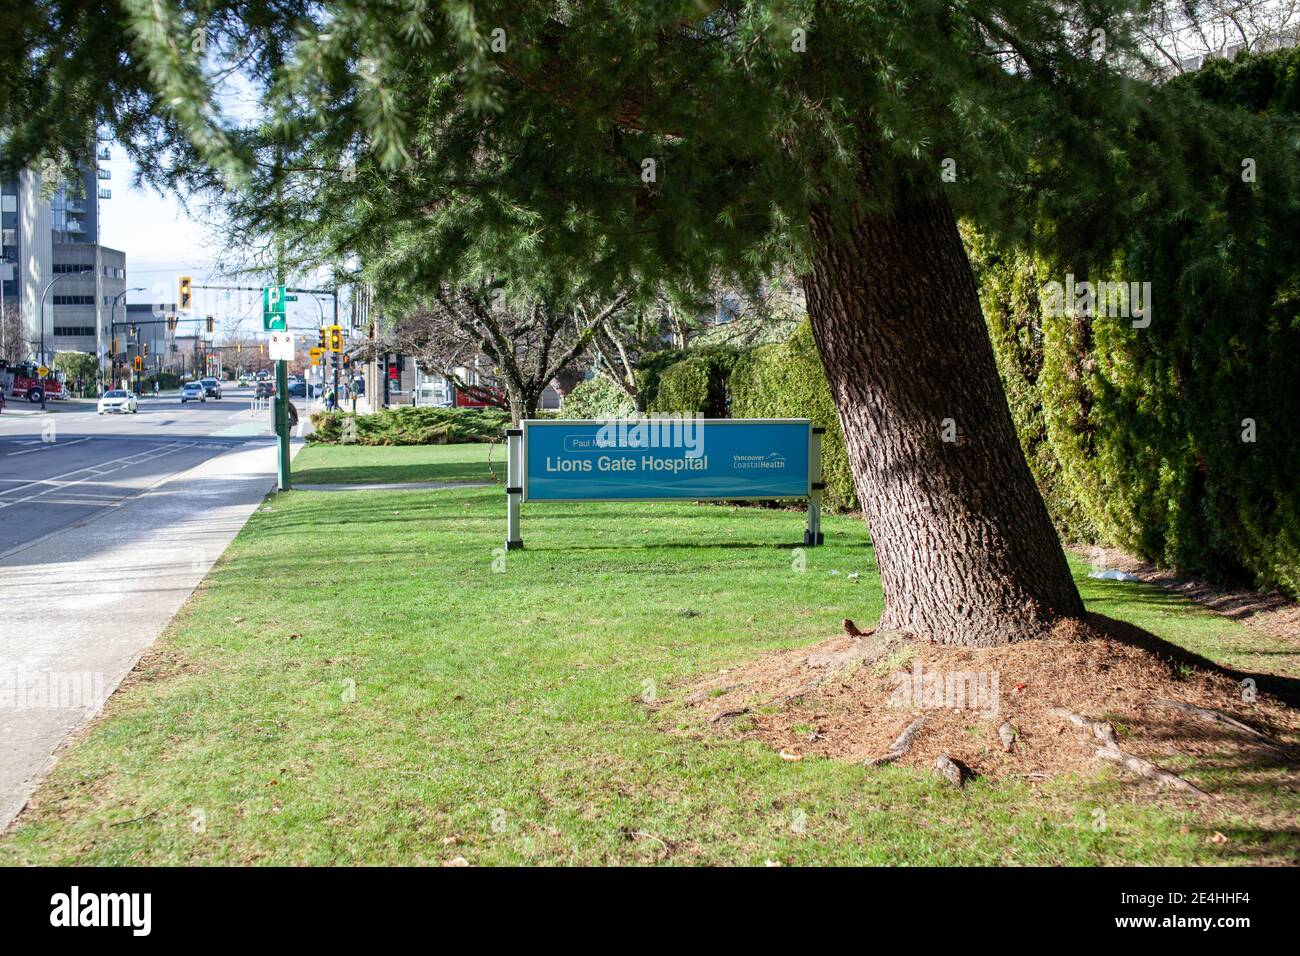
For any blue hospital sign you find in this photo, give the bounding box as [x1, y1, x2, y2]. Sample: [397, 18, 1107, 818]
[522, 418, 812, 501]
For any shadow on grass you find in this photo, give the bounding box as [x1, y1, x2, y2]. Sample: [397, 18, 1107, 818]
[1095, 612, 1300, 707]
[292, 461, 504, 485]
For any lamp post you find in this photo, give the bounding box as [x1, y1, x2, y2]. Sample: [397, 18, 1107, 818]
[107, 286, 145, 395]
[37, 269, 92, 410]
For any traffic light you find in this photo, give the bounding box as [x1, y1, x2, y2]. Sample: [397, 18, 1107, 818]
[318, 328, 328, 350]
[111, 337, 118, 354]
[142, 342, 149, 358]
[129, 323, 136, 337]
[179, 276, 192, 310]
[166, 314, 178, 332]
[206, 315, 214, 334]
[328, 325, 342, 352]
[133, 355, 143, 372]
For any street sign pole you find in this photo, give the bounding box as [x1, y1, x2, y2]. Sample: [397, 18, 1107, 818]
[276, 358, 290, 488]
[264, 284, 293, 491]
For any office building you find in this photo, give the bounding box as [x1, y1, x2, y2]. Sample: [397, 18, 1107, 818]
[1, 151, 125, 368]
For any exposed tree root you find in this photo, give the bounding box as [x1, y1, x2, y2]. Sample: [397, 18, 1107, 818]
[682, 684, 738, 706]
[1153, 698, 1276, 744]
[1049, 707, 1119, 745]
[997, 721, 1016, 753]
[865, 715, 927, 767]
[933, 754, 968, 788]
[1051, 708, 1211, 800]
[1093, 747, 1210, 800]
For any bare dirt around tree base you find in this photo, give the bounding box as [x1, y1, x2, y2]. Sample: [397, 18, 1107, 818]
[665, 615, 1300, 798]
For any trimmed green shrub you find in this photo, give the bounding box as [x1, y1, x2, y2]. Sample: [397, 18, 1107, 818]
[309, 405, 510, 445]
[636, 344, 741, 412]
[646, 346, 740, 416]
[563, 376, 635, 418]
[966, 230, 1097, 543]
[970, 47, 1300, 598]
[729, 320, 858, 513]
[633, 348, 688, 411]
[648, 357, 713, 415]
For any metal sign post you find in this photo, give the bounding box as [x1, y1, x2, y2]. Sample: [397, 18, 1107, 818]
[505, 428, 523, 550]
[806, 426, 825, 546]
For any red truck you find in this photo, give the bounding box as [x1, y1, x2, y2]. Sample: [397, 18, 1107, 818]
[2, 362, 67, 403]
[454, 384, 505, 409]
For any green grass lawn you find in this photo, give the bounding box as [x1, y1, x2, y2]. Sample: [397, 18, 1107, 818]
[3, 444, 1296, 865]
[294, 442, 505, 485]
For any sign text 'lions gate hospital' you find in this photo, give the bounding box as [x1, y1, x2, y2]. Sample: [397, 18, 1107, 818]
[502, 417, 825, 548]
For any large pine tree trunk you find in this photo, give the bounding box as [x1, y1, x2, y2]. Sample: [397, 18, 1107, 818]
[803, 188, 1084, 646]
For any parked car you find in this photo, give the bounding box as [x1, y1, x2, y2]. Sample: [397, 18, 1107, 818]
[200, 377, 223, 399]
[97, 389, 138, 414]
[238, 374, 252, 386]
[286, 381, 323, 398]
[180, 382, 206, 403]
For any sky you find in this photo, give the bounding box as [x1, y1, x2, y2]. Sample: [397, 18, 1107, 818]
[97, 65, 340, 342]
[98, 150, 210, 308]
[98, 148, 343, 343]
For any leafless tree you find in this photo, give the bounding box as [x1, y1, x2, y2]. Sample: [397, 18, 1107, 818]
[1, 303, 27, 365]
[1138, 0, 1300, 76]
[392, 287, 630, 422]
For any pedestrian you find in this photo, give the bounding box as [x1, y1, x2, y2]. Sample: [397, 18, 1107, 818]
[154, 380, 160, 398]
[325, 387, 336, 411]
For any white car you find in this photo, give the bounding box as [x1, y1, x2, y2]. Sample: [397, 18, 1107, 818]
[180, 382, 206, 403]
[98, 389, 138, 414]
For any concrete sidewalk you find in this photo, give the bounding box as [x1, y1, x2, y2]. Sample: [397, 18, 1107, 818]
[0, 438, 301, 831]
[0, 399, 96, 416]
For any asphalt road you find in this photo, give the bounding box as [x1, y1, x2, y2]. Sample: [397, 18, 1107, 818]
[0, 388, 276, 555]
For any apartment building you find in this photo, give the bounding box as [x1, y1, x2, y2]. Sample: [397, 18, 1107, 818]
[0, 153, 126, 366]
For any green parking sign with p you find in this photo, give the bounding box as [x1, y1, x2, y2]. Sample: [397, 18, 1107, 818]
[262, 285, 298, 331]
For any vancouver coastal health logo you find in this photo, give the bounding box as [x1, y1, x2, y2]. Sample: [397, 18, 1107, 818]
[732, 452, 787, 470]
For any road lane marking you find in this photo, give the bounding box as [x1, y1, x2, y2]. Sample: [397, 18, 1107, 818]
[0, 441, 197, 508]
[6, 436, 93, 457]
